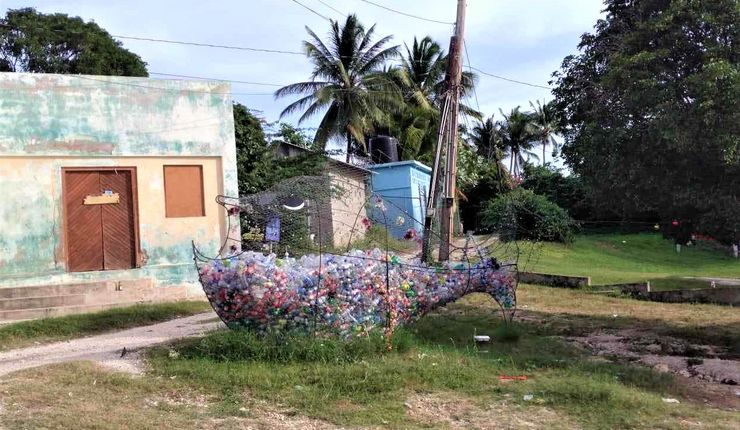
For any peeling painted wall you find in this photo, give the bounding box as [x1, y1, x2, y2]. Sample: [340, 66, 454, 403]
[0, 72, 238, 291]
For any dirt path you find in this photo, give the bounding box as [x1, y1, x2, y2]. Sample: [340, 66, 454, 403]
[0, 312, 222, 377]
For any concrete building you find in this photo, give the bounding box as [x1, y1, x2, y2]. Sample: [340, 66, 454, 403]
[0, 72, 238, 320]
[272, 142, 371, 248]
[368, 160, 431, 239]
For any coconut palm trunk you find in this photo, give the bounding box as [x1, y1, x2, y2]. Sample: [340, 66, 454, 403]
[542, 139, 547, 166]
[346, 131, 352, 163]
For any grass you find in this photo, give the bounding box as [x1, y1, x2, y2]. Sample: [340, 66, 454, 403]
[516, 284, 740, 356]
[2, 286, 739, 428]
[139, 288, 740, 429]
[0, 301, 211, 351]
[511, 233, 739, 286]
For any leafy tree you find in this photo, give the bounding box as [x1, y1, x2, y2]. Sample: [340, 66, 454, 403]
[275, 14, 402, 162]
[552, 0, 739, 243]
[458, 158, 513, 232]
[459, 120, 513, 232]
[233, 103, 271, 195]
[268, 123, 313, 149]
[0, 8, 147, 76]
[528, 100, 559, 165]
[498, 107, 538, 177]
[234, 105, 325, 196]
[520, 164, 594, 221]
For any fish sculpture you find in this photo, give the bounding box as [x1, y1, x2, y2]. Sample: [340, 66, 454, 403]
[196, 248, 517, 338]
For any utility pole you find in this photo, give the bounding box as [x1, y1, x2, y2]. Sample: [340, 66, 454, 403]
[421, 0, 466, 262]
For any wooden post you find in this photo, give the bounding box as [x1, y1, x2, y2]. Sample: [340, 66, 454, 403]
[438, 0, 466, 262]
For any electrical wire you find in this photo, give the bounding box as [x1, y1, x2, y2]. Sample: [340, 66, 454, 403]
[71, 75, 275, 96]
[31, 74, 404, 97]
[290, 0, 332, 22]
[315, 0, 345, 16]
[149, 72, 283, 87]
[111, 34, 305, 55]
[356, 0, 454, 25]
[463, 40, 481, 114]
[469, 65, 553, 90]
[3, 23, 557, 91]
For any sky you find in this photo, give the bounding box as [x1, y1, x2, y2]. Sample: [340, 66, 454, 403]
[3, 0, 606, 164]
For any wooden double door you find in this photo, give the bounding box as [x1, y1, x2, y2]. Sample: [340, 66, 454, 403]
[63, 168, 139, 272]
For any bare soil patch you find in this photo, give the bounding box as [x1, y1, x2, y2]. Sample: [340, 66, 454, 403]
[568, 329, 740, 410]
[404, 391, 580, 430]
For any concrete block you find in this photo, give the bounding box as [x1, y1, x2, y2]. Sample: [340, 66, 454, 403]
[517, 271, 591, 288]
[647, 287, 740, 306]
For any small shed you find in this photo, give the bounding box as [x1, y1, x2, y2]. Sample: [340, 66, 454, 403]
[368, 161, 431, 238]
[272, 142, 372, 248]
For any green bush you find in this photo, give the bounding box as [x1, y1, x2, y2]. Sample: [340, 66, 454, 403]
[482, 188, 576, 243]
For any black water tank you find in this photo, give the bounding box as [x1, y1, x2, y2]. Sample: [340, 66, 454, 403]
[369, 136, 399, 164]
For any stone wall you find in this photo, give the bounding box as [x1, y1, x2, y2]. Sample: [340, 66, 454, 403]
[647, 287, 740, 306]
[517, 271, 591, 288]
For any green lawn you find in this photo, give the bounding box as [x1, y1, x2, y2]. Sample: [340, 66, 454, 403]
[510, 233, 739, 286]
[0, 301, 211, 351]
[3, 286, 738, 429]
[139, 288, 739, 429]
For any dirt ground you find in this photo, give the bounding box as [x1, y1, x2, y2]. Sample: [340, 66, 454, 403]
[565, 328, 740, 410]
[0, 313, 222, 376]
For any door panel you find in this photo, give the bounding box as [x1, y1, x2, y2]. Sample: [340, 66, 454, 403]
[65, 171, 104, 272]
[100, 171, 137, 270]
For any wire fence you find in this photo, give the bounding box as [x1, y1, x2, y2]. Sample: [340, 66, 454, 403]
[192, 168, 524, 344]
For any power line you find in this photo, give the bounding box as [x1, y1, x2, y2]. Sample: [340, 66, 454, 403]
[290, 0, 332, 22]
[41, 74, 403, 97]
[3, 23, 554, 91]
[469, 65, 553, 90]
[71, 75, 275, 96]
[315, 0, 345, 16]
[112, 34, 305, 55]
[148, 73, 403, 94]
[149, 72, 282, 87]
[356, 0, 454, 25]
[463, 40, 481, 114]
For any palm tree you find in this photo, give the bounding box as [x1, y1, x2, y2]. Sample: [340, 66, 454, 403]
[528, 100, 559, 165]
[498, 107, 538, 178]
[399, 36, 480, 116]
[380, 36, 480, 160]
[469, 116, 506, 163]
[275, 15, 402, 162]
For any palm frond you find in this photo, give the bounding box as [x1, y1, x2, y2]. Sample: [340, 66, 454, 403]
[274, 81, 330, 98]
[278, 94, 317, 119]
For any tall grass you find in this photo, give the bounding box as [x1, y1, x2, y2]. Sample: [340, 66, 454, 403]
[169, 329, 414, 364]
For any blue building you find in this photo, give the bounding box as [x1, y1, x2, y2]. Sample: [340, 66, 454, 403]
[368, 161, 431, 238]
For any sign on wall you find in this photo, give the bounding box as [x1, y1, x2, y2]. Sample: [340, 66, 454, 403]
[265, 217, 281, 242]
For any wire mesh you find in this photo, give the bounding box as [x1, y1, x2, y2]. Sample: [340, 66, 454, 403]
[193, 163, 525, 345]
